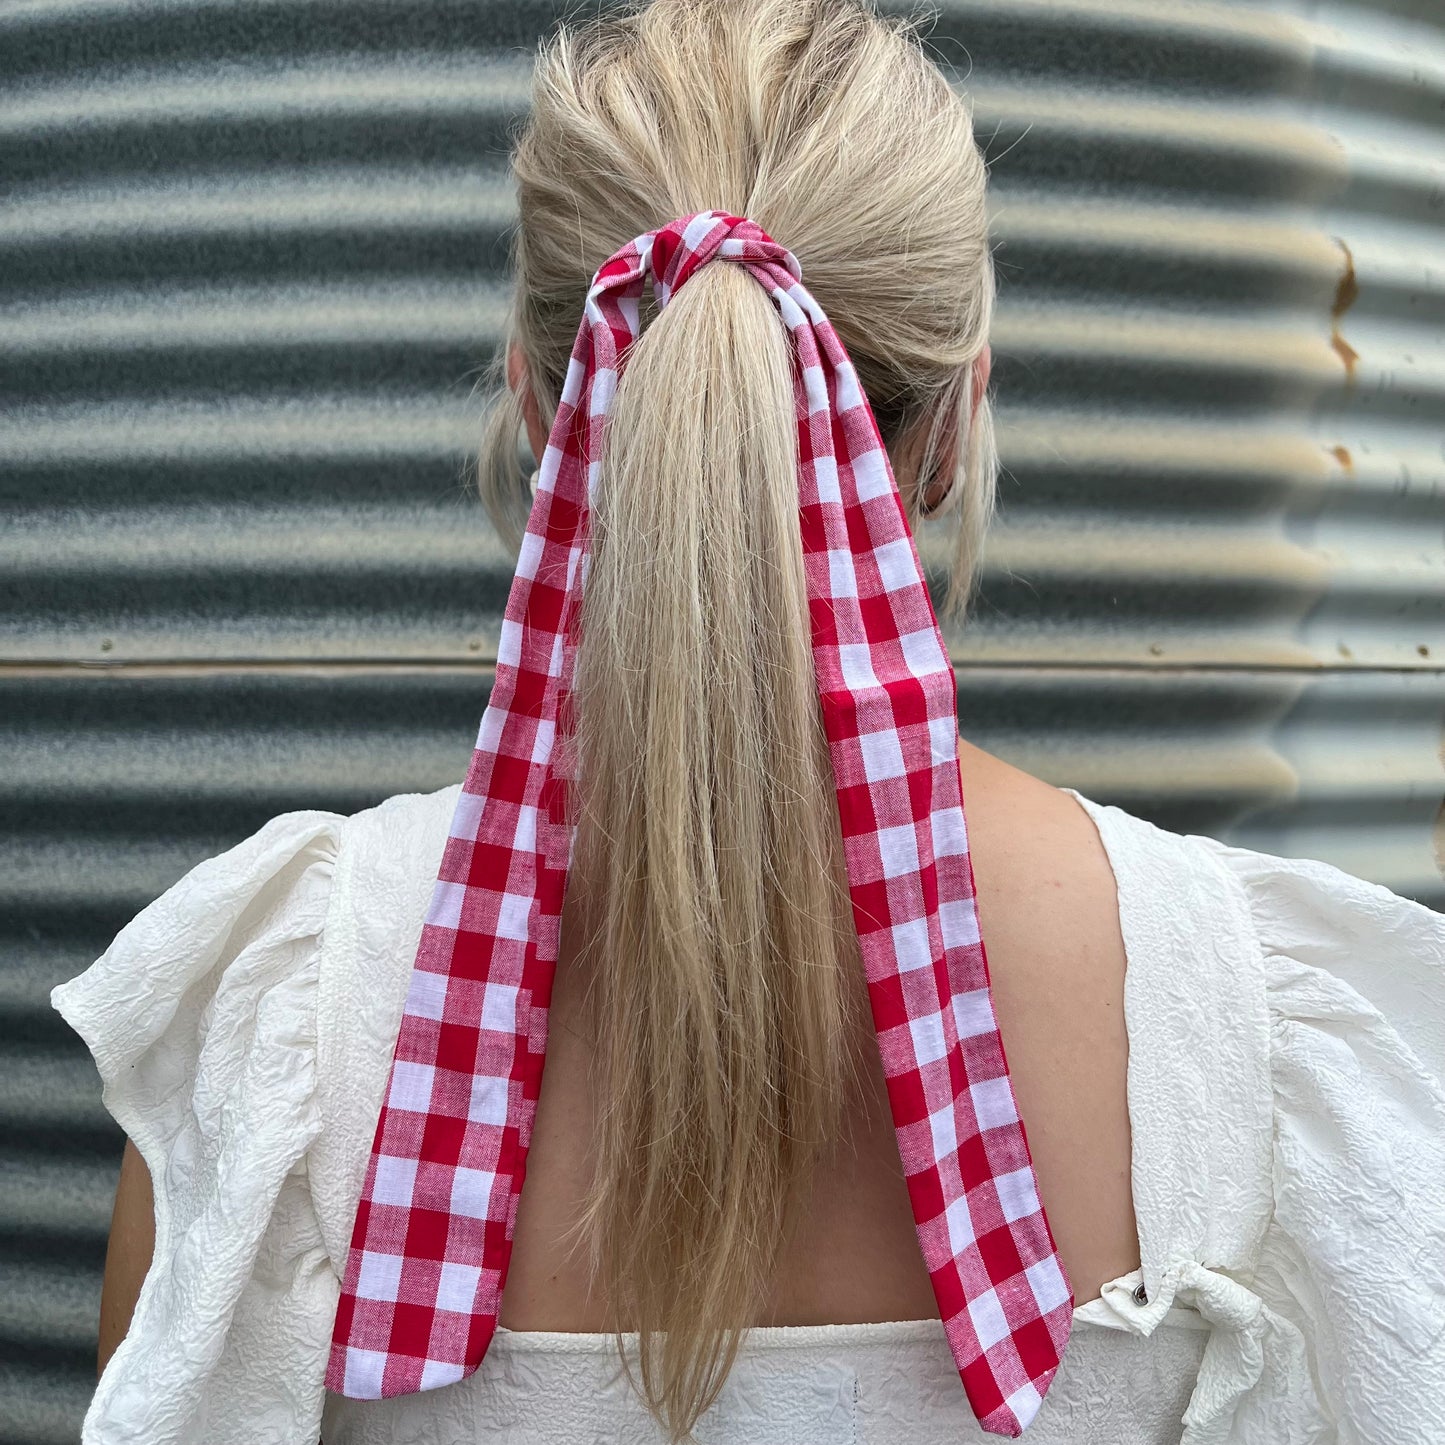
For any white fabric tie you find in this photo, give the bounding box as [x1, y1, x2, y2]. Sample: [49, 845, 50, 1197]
[1082, 1263, 1330, 1445]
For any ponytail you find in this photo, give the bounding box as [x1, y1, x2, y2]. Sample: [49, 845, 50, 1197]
[570, 259, 862, 1430]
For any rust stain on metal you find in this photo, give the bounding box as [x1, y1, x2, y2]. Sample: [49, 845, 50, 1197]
[1330, 235, 1359, 382]
[1328, 444, 1352, 471]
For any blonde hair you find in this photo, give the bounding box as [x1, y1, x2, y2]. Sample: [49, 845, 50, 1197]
[476, 2, 999, 1438]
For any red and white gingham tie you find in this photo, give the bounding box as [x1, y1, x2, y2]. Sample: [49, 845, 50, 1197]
[329, 211, 1072, 1435]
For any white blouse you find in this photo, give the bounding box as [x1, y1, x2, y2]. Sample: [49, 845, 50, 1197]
[52, 784, 1445, 1445]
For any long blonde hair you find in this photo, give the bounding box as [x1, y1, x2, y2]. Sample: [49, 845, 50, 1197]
[476, 2, 999, 1438]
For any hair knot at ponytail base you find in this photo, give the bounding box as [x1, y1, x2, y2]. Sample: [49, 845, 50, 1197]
[328, 211, 1072, 1437]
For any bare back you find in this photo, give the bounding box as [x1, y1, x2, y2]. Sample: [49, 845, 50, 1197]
[503, 741, 1140, 1329]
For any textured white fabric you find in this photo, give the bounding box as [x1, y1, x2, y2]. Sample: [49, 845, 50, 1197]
[51, 784, 1445, 1445]
[322, 1316, 1209, 1445]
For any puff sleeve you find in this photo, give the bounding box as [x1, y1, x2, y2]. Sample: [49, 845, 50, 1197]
[51, 808, 348, 1445]
[1214, 841, 1445, 1444]
[1064, 790, 1445, 1444]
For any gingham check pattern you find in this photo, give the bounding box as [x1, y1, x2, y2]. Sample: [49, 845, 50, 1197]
[328, 211, 1072, 1436]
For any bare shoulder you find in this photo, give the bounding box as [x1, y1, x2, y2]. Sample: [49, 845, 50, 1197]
[956, 740, 1139, 1305]
[957, 741, 1121, 961]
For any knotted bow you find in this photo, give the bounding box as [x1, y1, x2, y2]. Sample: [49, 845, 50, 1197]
[329, 211, 1072, 1436]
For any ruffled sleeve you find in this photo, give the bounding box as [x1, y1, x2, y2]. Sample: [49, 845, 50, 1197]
[51, 808, 347, 1445]
[1065, 790, 1445, 1444]
[1213, 842, 1445, 1445]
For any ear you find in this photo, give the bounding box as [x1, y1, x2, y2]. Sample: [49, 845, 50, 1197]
[920, 346, 990, 513]
[972, 343, 992, 414]
[507, 342, 549, 463]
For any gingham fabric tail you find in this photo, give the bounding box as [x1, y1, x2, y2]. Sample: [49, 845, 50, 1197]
[329, 211, 1073, 1436]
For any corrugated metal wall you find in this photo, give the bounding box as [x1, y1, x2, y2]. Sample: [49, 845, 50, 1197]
[2, 0, 1442, 1437]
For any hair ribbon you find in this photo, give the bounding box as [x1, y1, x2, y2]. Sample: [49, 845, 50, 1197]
[328, 210, 1072, 1437]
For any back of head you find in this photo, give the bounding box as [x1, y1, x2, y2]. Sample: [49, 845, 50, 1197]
[477, 2, 998, 1438]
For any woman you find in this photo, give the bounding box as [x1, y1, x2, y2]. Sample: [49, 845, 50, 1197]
[54, 2, 1444, 1443]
